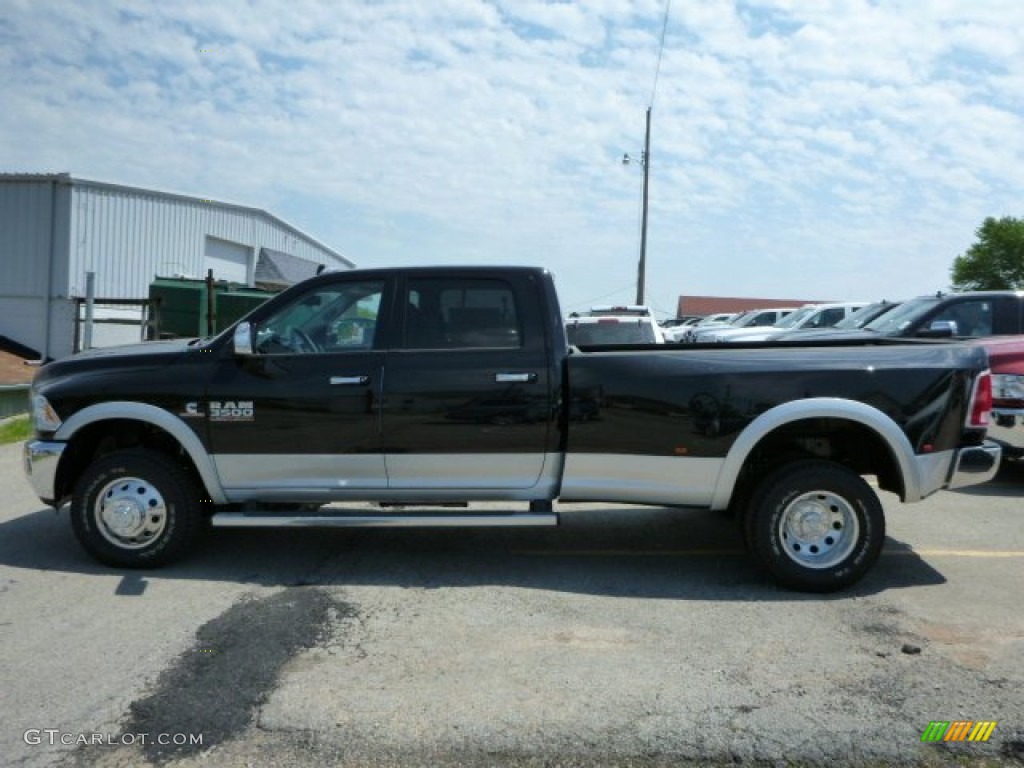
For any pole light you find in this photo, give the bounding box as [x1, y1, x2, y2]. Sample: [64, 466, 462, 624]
[622, 107, 652, 305]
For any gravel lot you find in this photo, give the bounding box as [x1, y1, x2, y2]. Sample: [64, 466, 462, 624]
[1, 441, 1021, 767]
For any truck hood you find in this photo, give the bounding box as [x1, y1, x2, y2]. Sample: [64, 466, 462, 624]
[32, 339, 203, 384]
[73, 339, 199, 360]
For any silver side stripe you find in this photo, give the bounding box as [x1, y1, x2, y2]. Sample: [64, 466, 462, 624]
[560, 454, 724, 507]
[215, 453, 720, 507]
[215, 452, 564, 503]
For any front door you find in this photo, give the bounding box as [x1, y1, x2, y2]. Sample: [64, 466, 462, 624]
[206, 276, 390, 499]
[381, 273, 554, 490]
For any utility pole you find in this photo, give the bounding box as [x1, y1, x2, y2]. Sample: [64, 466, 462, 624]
[636, 106, 651, 305]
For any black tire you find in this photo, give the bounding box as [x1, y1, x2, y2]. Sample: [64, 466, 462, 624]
[744, 460, 885, 593]
[70, 449, 203, 568]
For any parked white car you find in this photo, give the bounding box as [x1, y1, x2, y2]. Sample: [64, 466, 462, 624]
[659, 316, 702, 343]
[687, 307, 798, 343]
[675, 312, 742, 342]
[696, 312, 739, 327]
[566, 305, 666, 345]
[703, 302, 868, 343]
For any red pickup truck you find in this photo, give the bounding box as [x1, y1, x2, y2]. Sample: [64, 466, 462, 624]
[980, 336, 1024, 460]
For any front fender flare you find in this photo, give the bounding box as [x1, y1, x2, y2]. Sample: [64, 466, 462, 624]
[709, 397, 920, 511]
[54, 401, 227, 504]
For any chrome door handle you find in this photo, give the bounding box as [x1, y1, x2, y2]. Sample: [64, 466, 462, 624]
[495, 372, 537, 383]
[330, 375, 370, 385]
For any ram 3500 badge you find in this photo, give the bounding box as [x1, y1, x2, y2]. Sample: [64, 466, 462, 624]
[182, 400, 255, 422]
[24, 266, 1000, 592]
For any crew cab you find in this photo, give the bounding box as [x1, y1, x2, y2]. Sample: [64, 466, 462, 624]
[24, 266, 1000, 592]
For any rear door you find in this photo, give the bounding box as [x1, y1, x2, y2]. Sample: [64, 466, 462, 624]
[381, 271, 555, 490]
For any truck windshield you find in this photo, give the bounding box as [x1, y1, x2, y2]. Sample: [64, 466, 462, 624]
[731, 310, 761, 326]
[832, 303, 889, 329]
[774, 306, 816, 329]
[864, 297, 941, 334]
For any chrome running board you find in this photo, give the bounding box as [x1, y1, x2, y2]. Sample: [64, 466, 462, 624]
[210, 512, 558, 528]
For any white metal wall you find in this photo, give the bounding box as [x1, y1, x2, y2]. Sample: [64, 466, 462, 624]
[0, 175, 352, 359]
[0, 180, 51, 296]
[66, 181, 352, 299]
[0, 177, 73, 358]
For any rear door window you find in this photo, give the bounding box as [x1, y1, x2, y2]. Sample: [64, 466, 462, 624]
[403, 278, 521, 349]
[930, 300, 993, 337]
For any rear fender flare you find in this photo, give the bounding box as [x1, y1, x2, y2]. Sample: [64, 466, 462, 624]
[54, 401, 227, 504]
[710, 398, 918, 510]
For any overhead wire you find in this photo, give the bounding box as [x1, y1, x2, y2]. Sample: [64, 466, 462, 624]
[636, 0, 672, 312]
[649, 0, 672, 109]
[564, 283, 639, 313]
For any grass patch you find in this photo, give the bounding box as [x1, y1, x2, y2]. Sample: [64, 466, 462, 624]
[0, 415, 31, 445]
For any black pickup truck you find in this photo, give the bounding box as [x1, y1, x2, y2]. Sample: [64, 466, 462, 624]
[23, 266, 1000, 591]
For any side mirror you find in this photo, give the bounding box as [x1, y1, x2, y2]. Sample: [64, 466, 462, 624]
[918, 320, 956, 338]
[233, 322, 254, 355]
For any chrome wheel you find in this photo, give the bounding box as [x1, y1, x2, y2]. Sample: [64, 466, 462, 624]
[777, 490, 859, 570]
[94, 476, 168, 550]
[72, 450, 203, 567]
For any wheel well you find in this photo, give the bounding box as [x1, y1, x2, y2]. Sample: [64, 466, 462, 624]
[55, 419, 203, 502]
[730, 417, 904, 512]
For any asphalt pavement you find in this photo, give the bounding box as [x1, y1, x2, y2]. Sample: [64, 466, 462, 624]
[0, 441, 1021, 767]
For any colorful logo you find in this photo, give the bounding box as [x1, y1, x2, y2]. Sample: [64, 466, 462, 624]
[921, 721, 997, 743]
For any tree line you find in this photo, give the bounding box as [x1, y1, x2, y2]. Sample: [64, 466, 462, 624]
[951, 216, 1024, 290]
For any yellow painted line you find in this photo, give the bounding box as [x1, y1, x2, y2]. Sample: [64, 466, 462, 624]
[513, 548, 1024, 558]
[884, 549, 1024, 558]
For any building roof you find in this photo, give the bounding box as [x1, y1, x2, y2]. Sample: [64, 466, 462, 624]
[255, 247, 322, 288]
[677, 295, 827, 317]
[0, 172, 355, 269]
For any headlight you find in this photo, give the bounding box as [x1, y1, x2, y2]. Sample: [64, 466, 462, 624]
[31, 393, 62, 433]
[992, 374, 1024, 404]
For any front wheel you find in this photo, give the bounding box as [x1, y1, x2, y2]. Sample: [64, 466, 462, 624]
[744, 460, 885, 593]
[70, 449, 203, 568]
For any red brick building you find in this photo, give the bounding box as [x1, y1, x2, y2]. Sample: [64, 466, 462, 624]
[676, 295, 827, 318]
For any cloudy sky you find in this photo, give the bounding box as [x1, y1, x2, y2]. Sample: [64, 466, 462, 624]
[2, 1, 1022, 318]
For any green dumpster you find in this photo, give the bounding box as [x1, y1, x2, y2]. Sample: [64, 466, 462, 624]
[216, 288, 274, 329]
[149, 278, 276, 338]
[149, 277, 209, 338]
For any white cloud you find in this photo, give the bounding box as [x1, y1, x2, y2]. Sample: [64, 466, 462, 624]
[1, 0, 1022, 316]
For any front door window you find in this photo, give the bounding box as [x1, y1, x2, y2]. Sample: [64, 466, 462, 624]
[255, 281, 384, 355]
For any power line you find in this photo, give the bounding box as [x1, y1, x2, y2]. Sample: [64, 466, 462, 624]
[649, 0, 672, 108]
[564, 282, 637, 312]
[624, 0, 672, 309]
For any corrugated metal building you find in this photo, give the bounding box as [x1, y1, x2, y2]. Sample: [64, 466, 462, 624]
[0, 173, 354, 359]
